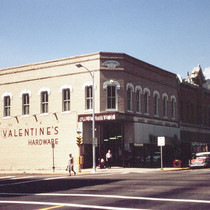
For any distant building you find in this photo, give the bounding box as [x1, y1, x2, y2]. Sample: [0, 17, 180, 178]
[178, 64, 210, 166]
[0, 52, 180, 171]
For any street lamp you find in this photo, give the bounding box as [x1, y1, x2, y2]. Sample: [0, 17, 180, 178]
[75, 63, 96, 172]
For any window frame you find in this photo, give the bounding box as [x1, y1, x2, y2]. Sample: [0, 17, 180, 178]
[126, 83, 134, 112]
[85, 86, 93, 110]
[22, 93, 30, 115]
[144, 92, 149, 114]
[154, 94, 159, 116]
[107, 85, 117, 109]
[41, 91, 49, 114]
[127, 87, 132, 111]
[62, 88, 71, 112]
[171, 95, 176, 119]
[103, 80, 120, 111]
[136, 90, 141, 113]
[4, 96, 11, 117]
[162, 93, 168, 118]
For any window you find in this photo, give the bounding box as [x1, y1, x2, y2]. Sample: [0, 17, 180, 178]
[41, 91, 48, 114]
[20, 90, 31, 116]
[4, 96, 10, 117]
[107, 86, 116, 109]
[62, 89, 70, 112]
[143, 88, 150, 114]
[126, 83, 134, 112]
[127, 87, 132, 111]
[144, 92, 149, 114]
[135, 85, 142, 113]
[22, 93, 29, 115]
[60, 84, 72, 113]
[153, 91, 160, 116]
[86, 86, 92, 110]
[103, 80, 120, 110]
[154, 94, 159, 116]
[172, 98, 176, 119]
[39, 87, 50, 114]
[136, 90, 141, 113]
[163, 94, 168, 117]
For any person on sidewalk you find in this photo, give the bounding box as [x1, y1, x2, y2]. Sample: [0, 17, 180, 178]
[106, 150, 112, 169]
[67, 153, 76, 176]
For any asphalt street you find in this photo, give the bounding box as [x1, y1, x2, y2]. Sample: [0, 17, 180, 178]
[0, 168, 210, 210]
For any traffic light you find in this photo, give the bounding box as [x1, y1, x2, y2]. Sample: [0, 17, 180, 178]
[76, 135, 83, 146]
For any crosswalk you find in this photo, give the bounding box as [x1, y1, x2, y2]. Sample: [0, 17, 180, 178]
[0, 175, 69, 187]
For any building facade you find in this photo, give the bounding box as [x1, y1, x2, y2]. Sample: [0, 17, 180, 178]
[178, 65, 210, 166]
[0, 52, 180, 171]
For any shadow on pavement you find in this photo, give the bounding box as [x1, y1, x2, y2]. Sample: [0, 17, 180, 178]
[0, 177, 120, 196]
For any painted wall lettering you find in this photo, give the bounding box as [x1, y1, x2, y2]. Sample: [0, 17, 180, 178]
[1, 126, 59, 139]
[28, 138, 58, 146]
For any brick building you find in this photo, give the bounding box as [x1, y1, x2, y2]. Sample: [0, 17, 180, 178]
[178, 64, 210, 166]
[0, 52, 180, 171]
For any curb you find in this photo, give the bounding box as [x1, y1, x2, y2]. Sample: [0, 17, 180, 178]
[0, 167, 189, 175]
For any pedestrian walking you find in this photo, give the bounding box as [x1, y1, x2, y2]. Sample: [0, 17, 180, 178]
[67, 153, 76, 176]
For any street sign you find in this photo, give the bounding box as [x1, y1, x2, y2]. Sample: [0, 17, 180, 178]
[158, 136, 165, 146]
[93, 138, 98, 147]
[157, 136, 165, 171]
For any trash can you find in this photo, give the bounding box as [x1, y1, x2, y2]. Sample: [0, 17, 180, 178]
[173, 160, 182, 168]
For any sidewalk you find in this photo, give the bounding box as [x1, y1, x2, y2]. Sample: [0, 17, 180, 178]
[0, 166, 188, 175]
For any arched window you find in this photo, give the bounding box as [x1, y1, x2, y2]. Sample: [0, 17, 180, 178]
[39, 87, 50, 114]
[103, 80, 120, 110]
[143, 88, 150, 114]
[2, 92, 12, 117]
[162, 93, 168, 117]
[20, 89, 31, 116]
[60, 85, 73, 112]
[171, 95, 176, 119]
[153, 90, 160, 116]
[83, 82, 96, 110]
[126, 83, 134, 111]
[135, 85, 142, 113]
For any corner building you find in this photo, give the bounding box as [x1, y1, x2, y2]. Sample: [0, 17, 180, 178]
[0, 52, 179, 171]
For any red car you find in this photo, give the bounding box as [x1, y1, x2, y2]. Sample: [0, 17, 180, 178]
[189, 152, 210, 168]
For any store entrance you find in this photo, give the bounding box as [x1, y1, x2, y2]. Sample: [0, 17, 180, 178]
[99, 122, 123, 167]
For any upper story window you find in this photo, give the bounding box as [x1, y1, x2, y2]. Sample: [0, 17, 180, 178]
[22, 94, 30, 115]
[127, 87, 132, 111]
[20, 89, 31, 116]
[143, 87, 150, 114]
[171, 95, 176, 119]
[135, 85, 142, 113]
[39, 87, 50, 114]
[107, 86, 116, 109]
[4, 96, 11, 117]
[63, 89, 70, 112]
[162, 93, 168, 117]
[126, 83, 134, 112]
[86, 86, 93, 110]
[82, 81, 96, 111]
[2, 92, 12, 118]
[60, 84, 73, 113]
[153, 91, 160, 116]
[41, 91, 48, 114]
[103, 80, 120, 110]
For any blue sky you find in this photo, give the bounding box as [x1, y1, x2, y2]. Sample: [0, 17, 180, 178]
[1, 0, 210, 79]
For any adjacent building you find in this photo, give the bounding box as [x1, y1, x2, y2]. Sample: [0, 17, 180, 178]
[178, 64, 210, 166]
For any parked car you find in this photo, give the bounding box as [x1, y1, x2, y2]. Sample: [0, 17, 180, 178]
[145, 152, 161, 164]
[189, 152, 210, 168]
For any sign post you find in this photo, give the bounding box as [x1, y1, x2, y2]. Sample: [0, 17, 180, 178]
[158, 136, 165, 170]
[52, 142, 55, 173]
